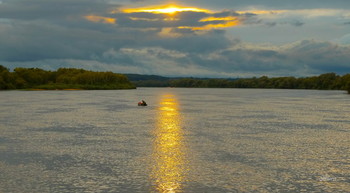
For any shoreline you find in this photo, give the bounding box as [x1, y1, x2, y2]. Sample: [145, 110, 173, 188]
[27, 89, 84, 91]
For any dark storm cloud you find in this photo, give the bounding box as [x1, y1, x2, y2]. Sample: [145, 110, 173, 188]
[284, 40, 350, 73]
[0, 21, 88, 62]
[0, 18, 154, 62]
[148, 30, 236, 53]
[0, 21, 161, 62]
[197, 40, 350, 76]
[264, 20, 304, 27]
[71, 38, 350, 77]
[0, 0, 155, 62]
[0, 0, 248, 61]
[0, 0, 114, 20]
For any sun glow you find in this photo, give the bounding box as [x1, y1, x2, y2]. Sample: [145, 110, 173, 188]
[123, 4, 210, 15]
[84, 4, 243, 32]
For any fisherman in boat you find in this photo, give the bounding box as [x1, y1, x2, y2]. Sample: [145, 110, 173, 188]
[138, 100, 147, 106]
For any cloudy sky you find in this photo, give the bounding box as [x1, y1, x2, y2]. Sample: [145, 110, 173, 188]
[1, 0, 350, 77]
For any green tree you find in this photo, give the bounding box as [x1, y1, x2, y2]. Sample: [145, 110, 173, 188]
[0, 65, 16, 89]
[14, 68, 52, 86]
[316, 73, 339, 90]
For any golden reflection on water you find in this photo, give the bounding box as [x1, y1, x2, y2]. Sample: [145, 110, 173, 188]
[151, 94, 187, 193]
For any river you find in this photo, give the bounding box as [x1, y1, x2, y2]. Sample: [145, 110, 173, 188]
[0, 88, 349, 192]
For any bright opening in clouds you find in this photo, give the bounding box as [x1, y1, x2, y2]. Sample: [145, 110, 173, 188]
[85, 4, 242, 32]
[122, 5, 210, 14]
[0, 0, 350, 77]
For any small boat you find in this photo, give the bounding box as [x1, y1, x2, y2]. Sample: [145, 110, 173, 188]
[138, 100, 147, 106]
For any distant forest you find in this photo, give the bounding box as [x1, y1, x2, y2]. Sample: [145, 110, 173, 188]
[126, 73, 350, 94]
[1, 65, 349, 93]
[0, 65, 135, 90]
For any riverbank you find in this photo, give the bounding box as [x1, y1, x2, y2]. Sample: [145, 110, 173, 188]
[0, 66, 136, 90]
[127, 73, 350, 94]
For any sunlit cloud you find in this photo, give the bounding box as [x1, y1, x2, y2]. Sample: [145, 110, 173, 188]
[200, 16, 239, 22]
[85, 4, 244, 32]
[179, 19, 240, 31]
[88, 5, 347, 33]
[84, 15, 116, 24]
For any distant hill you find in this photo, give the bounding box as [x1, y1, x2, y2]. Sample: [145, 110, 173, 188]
[125, 74, 170, 81]
[125, 74, 172, 87]
[124, 74, 238, 87]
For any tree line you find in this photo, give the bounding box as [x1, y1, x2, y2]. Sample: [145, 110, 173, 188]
[1, 65, 349, 93]
[0, 65, 135, 90]
[129, 73, 350, 93]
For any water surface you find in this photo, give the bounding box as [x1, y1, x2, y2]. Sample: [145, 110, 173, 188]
[0, 88, 349, 192]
